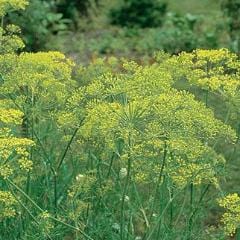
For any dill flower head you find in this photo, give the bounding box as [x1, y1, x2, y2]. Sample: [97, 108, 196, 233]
[0, 190, 17, 219]
[57, 52, 237, 192]
[0, 107, 34, 179]
[0, 108, 23, 125]
[0, 24, 25, 53]
[180, 49, 240, 98]
[0, 0, 28, 16]
[218, 193, 240, 236]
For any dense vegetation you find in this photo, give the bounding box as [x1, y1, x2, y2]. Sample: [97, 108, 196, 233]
[0, 0, 240, 240]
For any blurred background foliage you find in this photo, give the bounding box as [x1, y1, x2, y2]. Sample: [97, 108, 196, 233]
[6, 0, 240, 61]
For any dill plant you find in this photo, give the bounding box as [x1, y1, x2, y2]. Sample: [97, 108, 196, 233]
[0, 1, 239, 239]
[57, 55, 238, 239]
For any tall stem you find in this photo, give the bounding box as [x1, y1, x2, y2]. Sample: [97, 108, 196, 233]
[54, 121, 83, 215]
[149, 141, 167, 221]
[187, 183, 194, 239]
[120, 134, 132, 240]
[6, 178, 94, 240]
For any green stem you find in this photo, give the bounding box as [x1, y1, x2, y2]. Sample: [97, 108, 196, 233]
[57, 125, 81, 171]
[6, 179, 94, 240]
[53, 171, 58, 217]
[106, 153, 115, 178]
[8, 184, 53, 240]
[54, 121, 83, 214]
[169, 187, 174, 229]
[120, 135, 132, 240]
[149, 141, 167, 222]
[187, 183, 194, 240]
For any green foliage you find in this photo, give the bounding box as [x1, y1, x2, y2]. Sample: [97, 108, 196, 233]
[9, 0, 69, 51]
[55, 0, 99, 19]
[49, 10, 222, 59]
[221, 0, 240, 52]
[110, 0, 167, 28]
[0, 1, 240, 239]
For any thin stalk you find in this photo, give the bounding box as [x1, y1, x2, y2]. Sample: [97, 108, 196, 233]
[106, 153, 115, 178]
[187, 183, 194, 240]
[54, 120, 84, 214]
[120, 135, 132, 240]
[6, 179, 94, 240]
[145, 190, 182, 240]
[133, 183, 150, 228]
[173, 189, 188, 226]
[120, 155, 131, 240]
[143, 142, 167, 240]
[149, 141, 167, 221]
[155, 176, 167, 240]
[33, 129, 55, 174]
[169, 187, 174, 229]
[188, 184, 210, 227]
[8, 184, 53, 240]
[57, 125, 81, 171]
[53, 171, 58, 217]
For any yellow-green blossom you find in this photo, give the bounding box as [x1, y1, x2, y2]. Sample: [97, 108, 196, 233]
[0, 0, 28, 16]
[0, 190, 16, 219]
[218, 193, 240, 236]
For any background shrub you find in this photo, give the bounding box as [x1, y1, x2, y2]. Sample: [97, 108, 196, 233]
[221, 0, 240, 52]
[110, 0, 167, 28]
[9, 0, 69, 51]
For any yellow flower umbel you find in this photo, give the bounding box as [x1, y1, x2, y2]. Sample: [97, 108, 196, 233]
[0, 0, 28, 16]
[0, 108, 34, 179]
[0, 107, 34, 220]
[0, 190, 17, 219]
[57, 55, 236, 189]
[0, 24, 25, 53]
[218, 193, 240, 236]
[179, 49, 240, 117]
[0, 0, 28, 53]
[0, 51, 76, 129]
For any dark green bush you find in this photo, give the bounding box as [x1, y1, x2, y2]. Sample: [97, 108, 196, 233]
[110, 0, 167, 28]
[9, 0, 69, 51]
[54, 0, 101, 29]
[55, 0, 100, 19]
[221, 0, 240, 52]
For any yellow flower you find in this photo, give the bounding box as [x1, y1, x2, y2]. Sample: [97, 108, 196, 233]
[0, 0, 28, 16]
[0, 190, 16, 219]
[218, 193, 240, 236]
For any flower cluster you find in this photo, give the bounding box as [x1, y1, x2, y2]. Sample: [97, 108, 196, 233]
[0, 0, 28, 16]
[0, 24, 25, 53]
[0, 4, 238, 235]
[218, 193, 240, 236]
[57, 54, 236, 190]
[0, 107, 34, 174]
[0, 190, 17, 219]
[179, 49, 240, 106]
